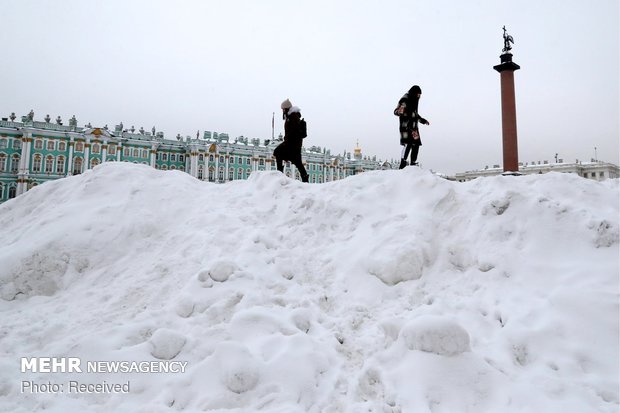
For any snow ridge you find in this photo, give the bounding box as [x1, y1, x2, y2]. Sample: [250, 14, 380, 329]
[0, 163, 618, 412]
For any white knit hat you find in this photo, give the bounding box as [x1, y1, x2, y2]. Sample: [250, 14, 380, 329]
[280, 99, 292, 109]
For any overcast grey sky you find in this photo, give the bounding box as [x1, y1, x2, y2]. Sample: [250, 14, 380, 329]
[1, 0, 618, 174]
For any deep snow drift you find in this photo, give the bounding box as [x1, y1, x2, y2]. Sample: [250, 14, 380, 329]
[0, 163, 618, 413]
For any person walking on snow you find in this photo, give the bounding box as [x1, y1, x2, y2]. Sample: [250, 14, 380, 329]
[273, 99, 309, 182]
[394, 85, 430, 169]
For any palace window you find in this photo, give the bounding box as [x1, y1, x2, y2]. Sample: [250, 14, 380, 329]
[179, 154, 184, 162]
[208, 168, 215, 182]
[238, 168, 244, 179]
[90, 158, 100, 169]
[218, 167, 224, 181]
[246, 168, 251, 177]
[198, 166, 204, 180]
[73, 157, 83, 175]
[238, 157, 243, 164]
[162, 153, 168, 161]
[32, 155, 42, 173]
[108, 145, 116, 155]
[171, 154, 176, 162]
[219, 156, 224, 163]
[8, 186, 16, 199]
[58, 141, 66, 151]
[0, 184, 3, 200]
[34, 140, 43, 150]
[246, 158, 251, 165]
[13, 139, 21, 149]
[198, 154, 203, 162]
[11, 155, 19, 173]
[209, 155, 214, 162]
[259, 158, 265, 166]
[45, 156, 54, 173]
[0, 154, 6, 172]
[75, 142, 84, 152]
[228, 168, 234, 180]
[47, 140, 55, 151]
[92, 143, 100, 154]
[133, 148, 139, 157]
[0, 138, 7, 149]
[56, 156, 65, 174]
[142, 149, 148, 158]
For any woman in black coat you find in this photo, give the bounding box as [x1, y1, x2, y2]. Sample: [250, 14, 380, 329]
[274, 105, 309, 182]
[394, 85, 430, 169]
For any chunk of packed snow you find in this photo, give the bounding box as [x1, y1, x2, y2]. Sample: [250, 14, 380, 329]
[400, 315, 471, 356]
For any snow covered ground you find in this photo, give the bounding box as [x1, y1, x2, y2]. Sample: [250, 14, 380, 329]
[0, 162, 618, 413]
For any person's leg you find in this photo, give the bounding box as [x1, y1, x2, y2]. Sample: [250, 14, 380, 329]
[292, 157, 309, 182]
[273, 144, 284, 172]
[400, 144, 411, 169]
[410, 144, 420, 166]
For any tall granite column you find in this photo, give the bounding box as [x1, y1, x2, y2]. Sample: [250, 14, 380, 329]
[493, 27, 521, 174]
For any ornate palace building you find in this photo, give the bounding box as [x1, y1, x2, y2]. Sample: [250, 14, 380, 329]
[0, 111, 394, 203]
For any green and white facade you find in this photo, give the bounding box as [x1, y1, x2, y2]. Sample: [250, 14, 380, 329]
[0, 111, 394, 203]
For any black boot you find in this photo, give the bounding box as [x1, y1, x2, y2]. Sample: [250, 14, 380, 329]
[399, 159, 407, 169]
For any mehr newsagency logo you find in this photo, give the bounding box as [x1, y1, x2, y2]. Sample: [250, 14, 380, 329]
[20, 357, 187, 394]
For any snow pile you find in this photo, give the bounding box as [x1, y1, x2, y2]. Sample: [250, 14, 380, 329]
[0, 162, 617, 412]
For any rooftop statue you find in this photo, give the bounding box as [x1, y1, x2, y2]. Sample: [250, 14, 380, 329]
[22, 110, 34, 123]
